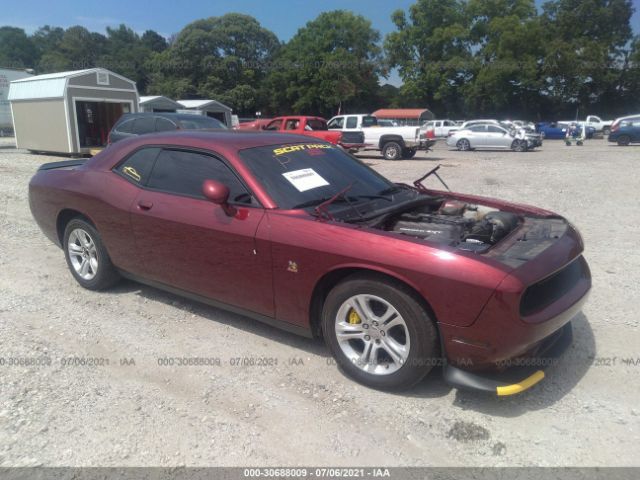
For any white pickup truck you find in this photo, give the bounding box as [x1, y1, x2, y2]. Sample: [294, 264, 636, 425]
[420, 119, 459, 137]
[327, 114, 435, 160]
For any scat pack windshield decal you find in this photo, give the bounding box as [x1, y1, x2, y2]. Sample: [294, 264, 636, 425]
[273, 144, 333, 156]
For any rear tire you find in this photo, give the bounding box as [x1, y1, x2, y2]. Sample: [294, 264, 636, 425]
[617, 135, 630, 146]
[322, 273, 439, 391]
[382, 142, 402, 161]
[603, 127, 611, 136]
[63, 218, 120, 290]
[456, 139, 471, 151]
[402, 147, 417, 159]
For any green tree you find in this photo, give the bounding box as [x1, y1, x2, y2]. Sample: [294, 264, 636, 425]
[146, 13, 279, 115]
[38, 26, 107, 72]
[141, 30, 168, 53]
[384, 0, 473, 117]
[263, 10, 383, 117]
[540, 0, 635, 117]
[0, 27, 37, 68]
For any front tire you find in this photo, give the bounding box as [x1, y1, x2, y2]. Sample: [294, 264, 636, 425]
[322, 273, 438, 390]
[63, 218, 120, 290]
[382, 142, 402, 161]
[511, 139, 527, 152]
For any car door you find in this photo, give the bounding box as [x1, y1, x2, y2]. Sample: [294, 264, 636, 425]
[486, 125, 510, 148]
[129, 147, 274, 317]
[467, 125, 487, 147]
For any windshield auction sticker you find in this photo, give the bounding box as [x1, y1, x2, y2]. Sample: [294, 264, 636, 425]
[282, 168, 329, 192]
[273, 144, 332, 155]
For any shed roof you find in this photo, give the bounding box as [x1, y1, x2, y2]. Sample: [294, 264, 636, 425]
[139, 95, 183, 109]
[178, 99, 232, 111]
[8, 68, 136, 101]
[372, 109, 433, 119]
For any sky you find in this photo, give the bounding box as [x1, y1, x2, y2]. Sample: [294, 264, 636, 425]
[4, 0, 640, 86]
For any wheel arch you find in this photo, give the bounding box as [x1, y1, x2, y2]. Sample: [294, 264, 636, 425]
[56, 208, 97, 245]
[378, 135, 405, 149]
[308, 266, 439, 340]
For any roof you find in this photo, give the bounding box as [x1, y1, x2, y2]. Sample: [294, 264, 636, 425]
[178, 99, 232, 111]
[139, 95, 183, 109]
[372, 109, 433, 119]
[8, 68, 136, 101]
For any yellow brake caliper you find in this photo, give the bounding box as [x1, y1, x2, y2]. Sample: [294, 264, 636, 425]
[348, 308, 362, 325]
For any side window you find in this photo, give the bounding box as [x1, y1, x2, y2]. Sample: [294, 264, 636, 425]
[487, 125, 504, 133]
[116, 119, 135, 133]
[134, 117, 156, 135]
[156, 117, 176, 132]
[265, 120, 282, 131]
[328, 117, 344, 129]
[114, 147, 161, 185]
[345, 117, 357, 129]
[284, 119, 299, 130]
[469, 125, 486, 132]
[147, 149, 252, 203]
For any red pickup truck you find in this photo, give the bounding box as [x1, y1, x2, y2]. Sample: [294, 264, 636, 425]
[258, 116, 366, 152]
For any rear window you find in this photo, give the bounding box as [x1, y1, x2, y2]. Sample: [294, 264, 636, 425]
[306, 119, 328, 131]
[362, 116, 377, 127]
[115, 147, 161, 184]
[346, 117, 357, 128]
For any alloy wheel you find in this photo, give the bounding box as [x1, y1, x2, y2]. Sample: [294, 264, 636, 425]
[67, 228, 99, 280]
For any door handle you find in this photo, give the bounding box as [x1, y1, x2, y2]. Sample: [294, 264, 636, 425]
[137, 201, 153, 211]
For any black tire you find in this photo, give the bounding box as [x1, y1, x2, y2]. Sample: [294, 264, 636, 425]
[603, 127, 611, 136]
[321, 273, 439, 391]
[456, 138, 471, 151]
[565, 140, 571, 146]
[63, 218, 120, 290]
[511, 139, 527, 152]
[577, 140, 583, 146]
[382, 142, 402, 161]
[402, 147, 417, 159]
[617, 135, 630, 146]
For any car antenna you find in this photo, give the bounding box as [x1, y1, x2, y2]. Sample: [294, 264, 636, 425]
[413, 165, 451, 192]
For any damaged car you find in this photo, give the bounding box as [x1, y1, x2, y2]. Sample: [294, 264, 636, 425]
[29, 132, 590, 394]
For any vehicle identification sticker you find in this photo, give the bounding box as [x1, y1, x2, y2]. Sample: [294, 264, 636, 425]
[282, 168, 329, 192]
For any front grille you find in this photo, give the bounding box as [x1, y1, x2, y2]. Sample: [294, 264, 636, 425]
[520, 256, 588, 317]
[341, 131, 365, 144]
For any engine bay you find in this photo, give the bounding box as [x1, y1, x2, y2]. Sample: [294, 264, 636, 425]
[378, 199, 520, 252]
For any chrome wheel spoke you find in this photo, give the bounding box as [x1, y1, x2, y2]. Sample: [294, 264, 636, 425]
[335, 294, 410, 376]
[67, 228, 98, 281]
[381, 337, 407, 366]
[335, 322, 364, 341]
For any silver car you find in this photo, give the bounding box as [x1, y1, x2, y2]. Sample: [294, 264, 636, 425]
[446, 124, 530, 152]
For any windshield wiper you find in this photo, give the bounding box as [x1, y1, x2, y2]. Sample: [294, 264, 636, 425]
[377, 185, 405, 196]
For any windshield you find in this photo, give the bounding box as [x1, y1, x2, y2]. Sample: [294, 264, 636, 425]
[239, 143, 395, 210]
[177, 116, 227, 130]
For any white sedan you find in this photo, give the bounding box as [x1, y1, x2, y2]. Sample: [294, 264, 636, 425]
[446, 124, 531, 152]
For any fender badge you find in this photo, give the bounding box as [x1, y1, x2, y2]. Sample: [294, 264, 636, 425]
[287, 261, 298, 273]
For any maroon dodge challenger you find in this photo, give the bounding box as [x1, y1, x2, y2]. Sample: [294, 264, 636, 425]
[29, 131, 591, 394]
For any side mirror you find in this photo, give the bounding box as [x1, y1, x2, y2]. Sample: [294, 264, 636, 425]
[202, 179, 237, 217]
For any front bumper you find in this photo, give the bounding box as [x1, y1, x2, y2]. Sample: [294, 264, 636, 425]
[443, 321, 574, 395]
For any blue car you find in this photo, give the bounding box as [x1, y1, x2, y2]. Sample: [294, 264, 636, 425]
[536, 122, 595, 140]
[608, 114, 640, 146]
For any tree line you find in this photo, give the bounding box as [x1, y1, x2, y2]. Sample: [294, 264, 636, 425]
[1, 0, 638, 120]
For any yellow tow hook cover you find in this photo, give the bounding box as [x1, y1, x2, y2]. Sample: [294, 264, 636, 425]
[496, 370, 545, 396]
[348, 309, 361, 325]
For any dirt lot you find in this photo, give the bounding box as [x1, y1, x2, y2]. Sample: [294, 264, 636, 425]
[0, 136, 639, 467]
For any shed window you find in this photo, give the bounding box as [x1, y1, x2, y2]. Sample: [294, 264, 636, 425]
[96, 71, 110, 85]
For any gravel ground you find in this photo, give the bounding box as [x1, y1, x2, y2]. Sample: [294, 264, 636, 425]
[0, 136, 639, 467]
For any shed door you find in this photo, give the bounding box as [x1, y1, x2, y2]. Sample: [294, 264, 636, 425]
[75, 101, 128, 148]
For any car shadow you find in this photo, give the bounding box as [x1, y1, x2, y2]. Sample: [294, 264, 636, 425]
[106, 279, 330, 358]
[105, 280, 594, 410]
